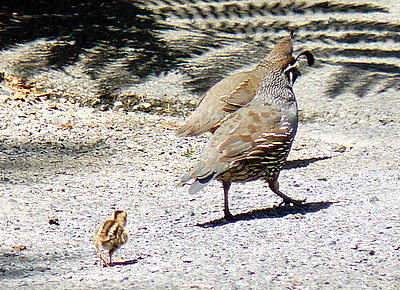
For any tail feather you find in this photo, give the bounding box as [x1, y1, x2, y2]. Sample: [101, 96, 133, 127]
[178, 173, 192, 187]
[176, 125, 195, 137]
[188, 172, 216, 194]
[180, 165, 216, 194]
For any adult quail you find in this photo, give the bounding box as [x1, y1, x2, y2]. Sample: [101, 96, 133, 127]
[94, 210, 129, 267]
[177, 35, 314, 137]
[180, 38, 314, 219]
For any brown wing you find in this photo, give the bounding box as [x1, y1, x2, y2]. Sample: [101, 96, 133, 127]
[178, 37, 295, 138]
[177, 68, 265, 137]
[220, 67, 266, 111]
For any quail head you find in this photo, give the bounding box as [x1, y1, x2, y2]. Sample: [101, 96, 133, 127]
[94, 210, 128, 267]
[180, 37, 314, 219]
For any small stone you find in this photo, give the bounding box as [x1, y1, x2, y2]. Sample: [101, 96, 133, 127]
[99, 104, 109, 111]
[181, 256, 193, 263]
[369, 196, 380, 203]
[333, 144, 347, 153]
[49, 218, 60, 226]
[114, 101, 123, 107]
[290, 213, 305, 219]
[140, 102, 151, 109]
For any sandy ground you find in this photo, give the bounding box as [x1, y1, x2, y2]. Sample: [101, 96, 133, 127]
[0, 0, 399, 288]
[0, 65, 399, 289]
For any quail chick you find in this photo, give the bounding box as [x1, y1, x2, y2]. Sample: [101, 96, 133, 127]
[177, 34, 313, 137]
[94, 210, 128, 266]
[180, 39, 314, 219]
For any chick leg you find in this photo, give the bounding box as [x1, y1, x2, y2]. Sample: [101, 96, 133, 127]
[96, 244, 110, 267]
[109, 248, 117, 266]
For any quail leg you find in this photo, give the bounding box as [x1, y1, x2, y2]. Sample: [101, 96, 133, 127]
[268, 180, 306, 206]
[223, 181, 234, 219]
[96, 245, 111, 267]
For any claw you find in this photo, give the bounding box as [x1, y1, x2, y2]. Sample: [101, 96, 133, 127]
[224, 209, 234, 220]
[279, 198, 306, 207]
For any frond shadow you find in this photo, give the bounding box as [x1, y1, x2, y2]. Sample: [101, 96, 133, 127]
[0, 1, 189, 95]
[324, 63, 400, 98]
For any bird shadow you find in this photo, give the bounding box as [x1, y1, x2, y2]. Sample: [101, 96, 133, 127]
[196, 201, 335, 228]
[283, 156, 332, 170]
[106, 257, 144, 267]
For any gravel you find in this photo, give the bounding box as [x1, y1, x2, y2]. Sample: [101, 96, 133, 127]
[0, 67, 399, 290]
